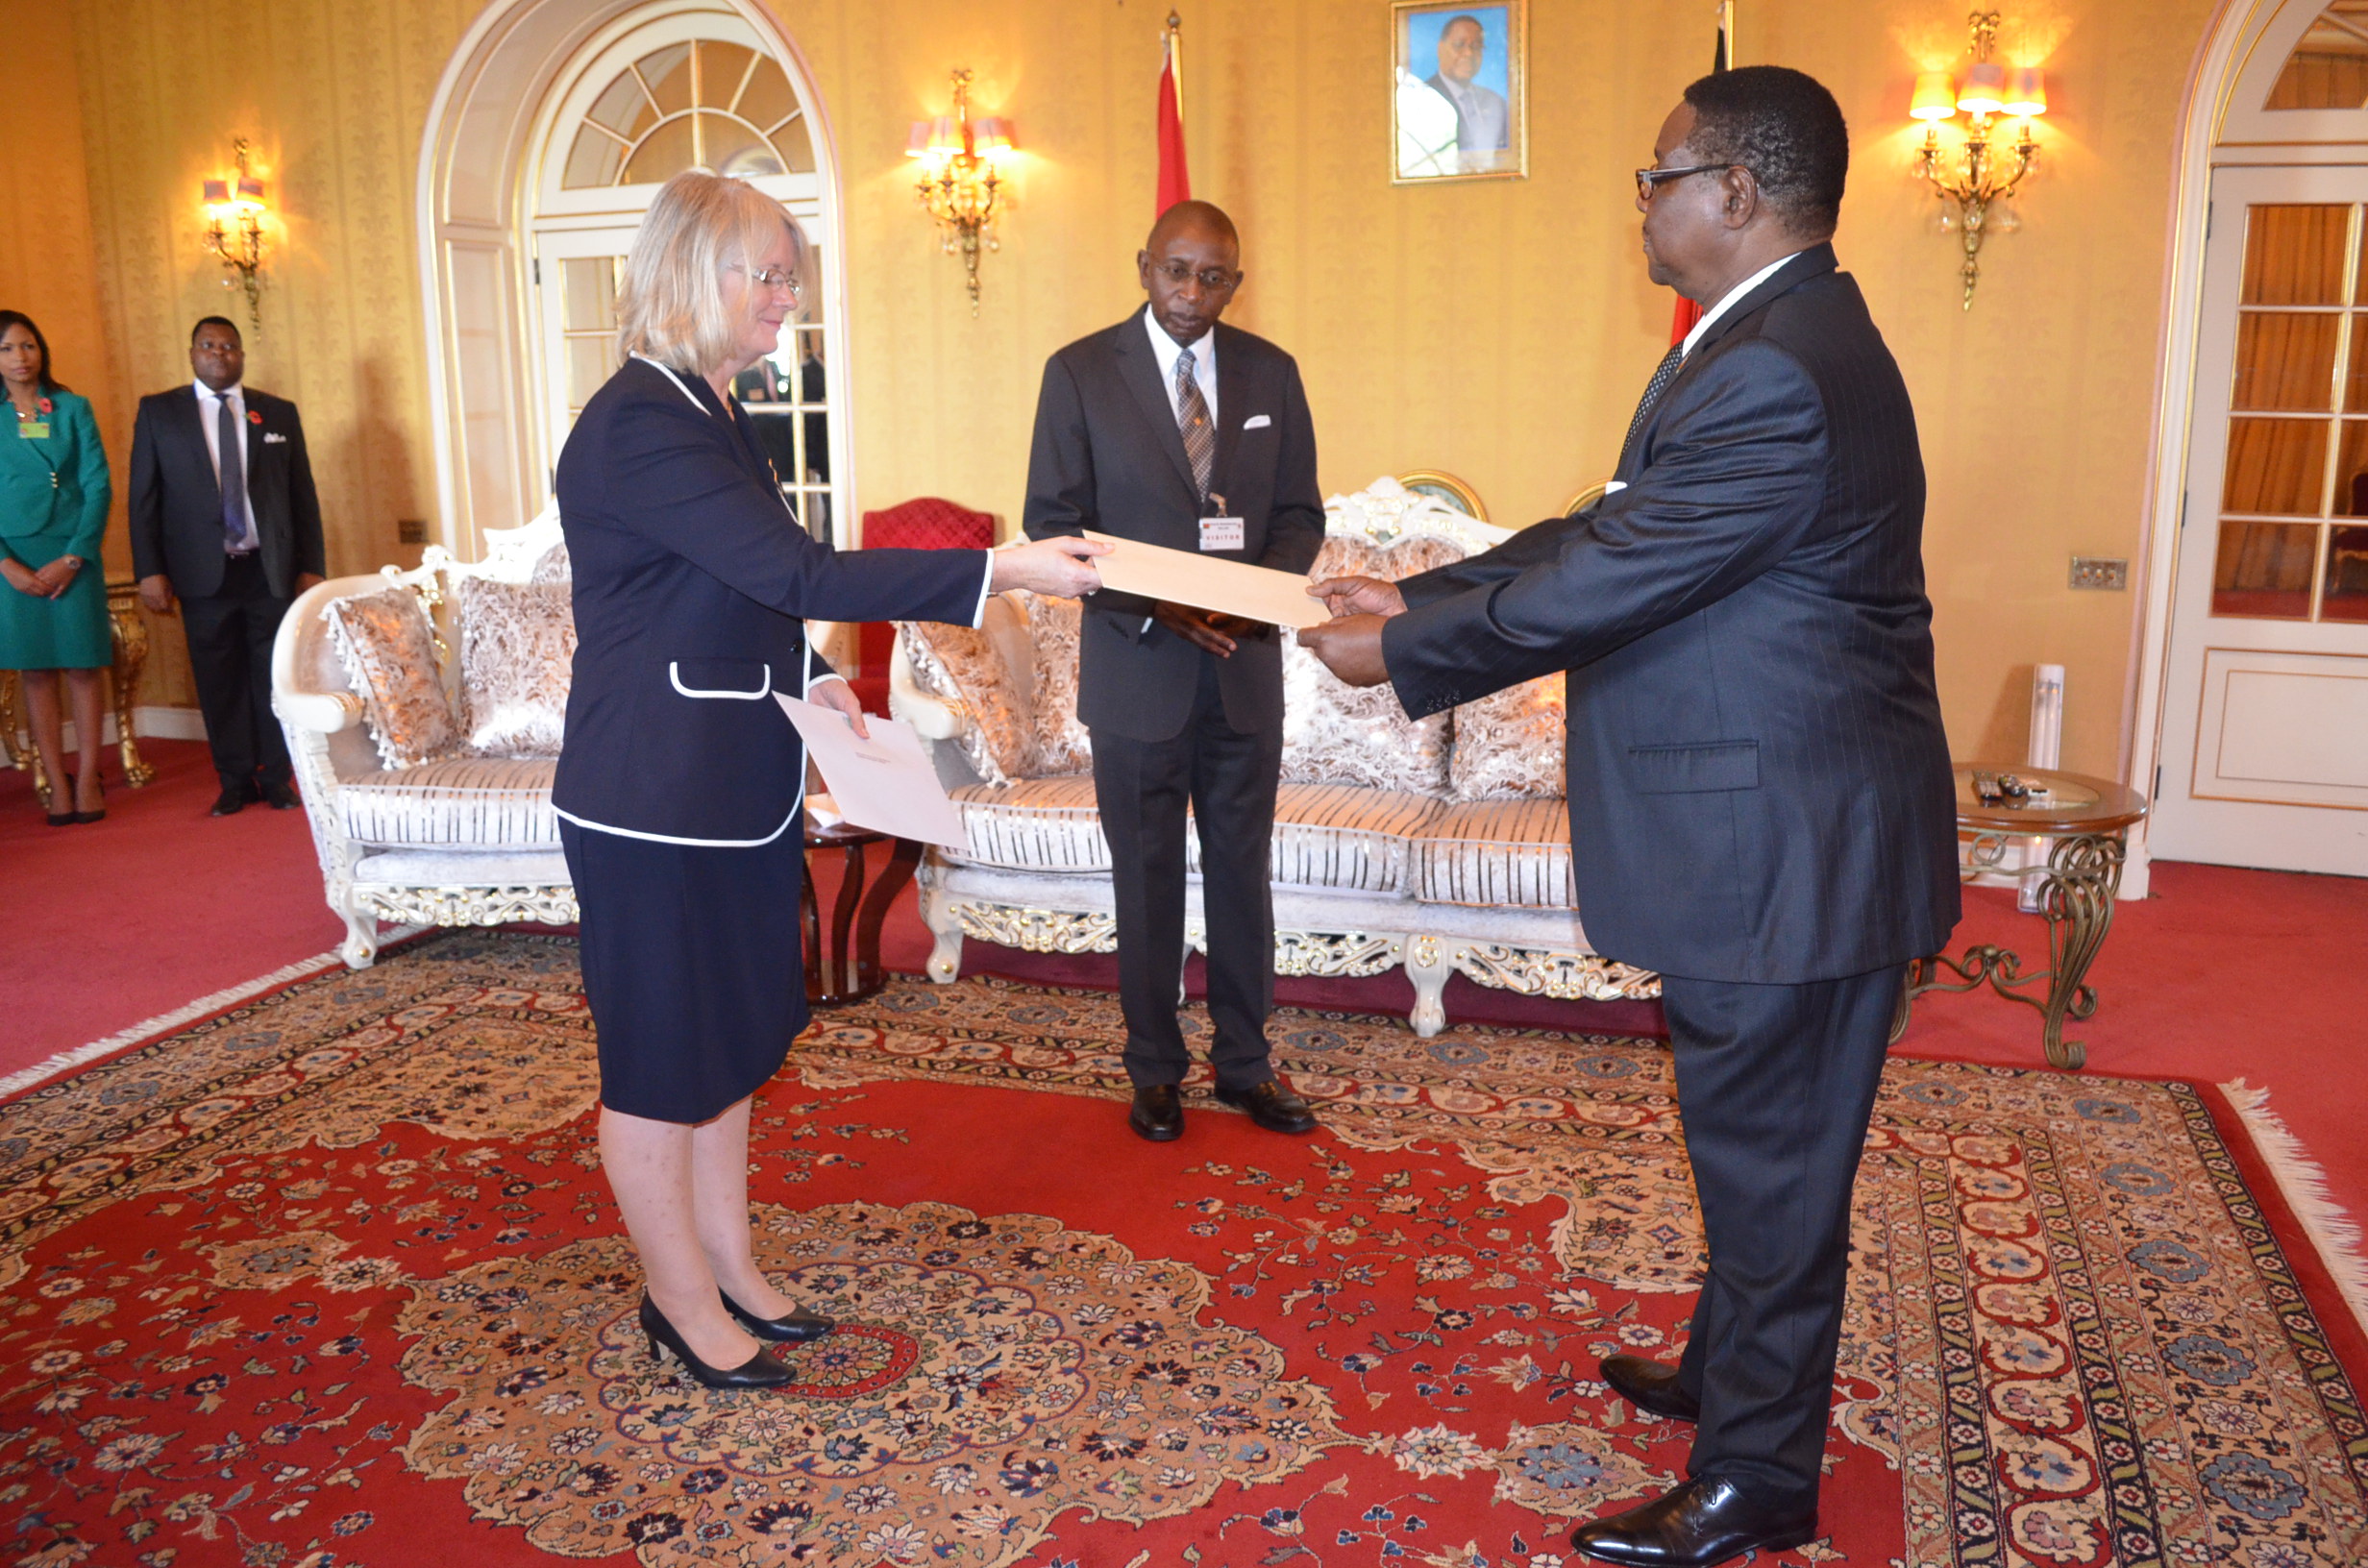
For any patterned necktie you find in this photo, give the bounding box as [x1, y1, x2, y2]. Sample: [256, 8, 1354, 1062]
[1174, 347, 1215, 503]
[1618, 342, 1687, 469]
[217, 394, 250, 551]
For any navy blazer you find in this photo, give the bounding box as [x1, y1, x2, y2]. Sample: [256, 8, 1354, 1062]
[1384, 246, 1961, 984]
[1022, 312, 1323, 741]
[554, 356, 988, 845]
[127, 384, 327, 600]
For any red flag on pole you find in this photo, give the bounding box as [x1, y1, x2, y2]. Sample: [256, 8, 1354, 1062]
[1156, 21, 1191, 216]
[1666, 4, 1735, 344]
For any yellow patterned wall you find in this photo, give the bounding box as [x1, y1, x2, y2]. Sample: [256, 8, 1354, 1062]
[43, 0, 2214, 774]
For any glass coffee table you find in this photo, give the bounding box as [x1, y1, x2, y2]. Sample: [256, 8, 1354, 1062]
[1890, 764, 2149, 1070]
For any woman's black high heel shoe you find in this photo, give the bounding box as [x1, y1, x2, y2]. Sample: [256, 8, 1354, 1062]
[71, 772, 104, 824]
[723, 1287, 835, 1343]
[44, 784, 75, 827]
[637, 1292, 791, 1389]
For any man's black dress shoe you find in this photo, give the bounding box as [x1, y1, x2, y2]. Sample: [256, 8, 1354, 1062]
[1570, 1477, 1816, 1567]
[1129, 1084, 1184, 1142]
[1214, 1079, 1319, 1135]
[1601, 1353, 1701, 1422]
[261, 779, 299, 811]
[210, 787, 248, 818]
[722, 1288, 834, 1343]
[638, 1292, 791, 1389]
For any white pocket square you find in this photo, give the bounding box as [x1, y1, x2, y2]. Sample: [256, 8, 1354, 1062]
[262, 431, 289, 444]
[1242, 414, 1271, 429]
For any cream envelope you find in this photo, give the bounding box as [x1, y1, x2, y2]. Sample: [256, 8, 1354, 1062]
[1081, 530, 1328, 629]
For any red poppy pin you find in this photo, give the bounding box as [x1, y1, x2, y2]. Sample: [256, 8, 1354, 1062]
[247, 408, 263, 426]
[37, 397, 51, 414]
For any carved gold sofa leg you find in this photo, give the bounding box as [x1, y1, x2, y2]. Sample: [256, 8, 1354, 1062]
[919, 876, 965, 983]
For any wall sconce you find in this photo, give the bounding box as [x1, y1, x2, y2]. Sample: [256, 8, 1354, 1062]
[907, 69, 1015, 316]
[1912, 12, 2046, 309]
[201, 138, 269, 327]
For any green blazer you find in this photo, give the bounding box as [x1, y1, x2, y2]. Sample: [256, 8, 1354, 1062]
[0, 389, 110, 559]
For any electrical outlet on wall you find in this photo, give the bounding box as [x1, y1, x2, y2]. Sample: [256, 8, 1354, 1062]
[397, 519, 429, 545]
[2069, 556, 2128, 591]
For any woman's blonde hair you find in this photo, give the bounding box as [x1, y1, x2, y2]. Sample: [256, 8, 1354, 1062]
[617, 170, 805, 376]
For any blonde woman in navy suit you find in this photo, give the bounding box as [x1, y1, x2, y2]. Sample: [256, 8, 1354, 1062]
[0, 312, 111, 825]
[555, 171, 1103, 1389]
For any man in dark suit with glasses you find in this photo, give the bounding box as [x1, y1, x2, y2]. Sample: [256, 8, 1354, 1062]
[1022, 200, 1327, 1145]
[1303, 66, 1959, 1568]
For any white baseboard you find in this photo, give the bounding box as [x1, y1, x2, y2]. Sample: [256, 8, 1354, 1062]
[48, 706, 208, 750]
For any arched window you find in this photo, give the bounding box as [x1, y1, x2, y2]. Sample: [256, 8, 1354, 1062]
[526, 6, 841, 541]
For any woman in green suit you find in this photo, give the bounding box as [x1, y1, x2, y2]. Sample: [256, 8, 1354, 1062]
[0, 310, 112, 824]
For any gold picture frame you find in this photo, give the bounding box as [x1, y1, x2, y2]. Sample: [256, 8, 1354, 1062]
[1564, 479, 1614, 516]
[1391, 0, 1528, 184]
[1399, 469, 1489, 521]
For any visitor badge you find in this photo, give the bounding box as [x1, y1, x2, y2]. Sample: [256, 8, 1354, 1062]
[1198, 516, 1245, 551]
[16, 421, 47, 440]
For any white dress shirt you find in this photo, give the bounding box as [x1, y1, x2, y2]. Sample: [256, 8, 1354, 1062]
[194, 380, 259, 552]
[1143, 305, 1217, 428]
[1681, 249, 1809, 359]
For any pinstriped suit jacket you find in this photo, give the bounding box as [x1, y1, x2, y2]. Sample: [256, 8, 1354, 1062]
[1383, 245, 1961, 984]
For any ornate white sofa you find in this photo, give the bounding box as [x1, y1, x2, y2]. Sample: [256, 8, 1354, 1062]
[272, 509, 577, 968]
[893, 479, 1660, 1036]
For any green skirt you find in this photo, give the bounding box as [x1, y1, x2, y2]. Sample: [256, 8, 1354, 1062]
[0, 535, 112, 670]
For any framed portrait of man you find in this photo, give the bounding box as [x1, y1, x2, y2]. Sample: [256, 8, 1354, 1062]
[1392, 0, 1527, 184]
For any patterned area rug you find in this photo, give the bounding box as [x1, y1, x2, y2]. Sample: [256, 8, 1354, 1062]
[3, 931, 2362, 1568]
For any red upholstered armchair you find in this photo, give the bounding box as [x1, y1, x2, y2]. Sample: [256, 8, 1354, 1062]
[847, 498, 997, 711]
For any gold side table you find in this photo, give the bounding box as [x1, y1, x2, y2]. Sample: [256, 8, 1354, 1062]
[1889, 765, 2149, 1071]
[0, 578, 158, 805]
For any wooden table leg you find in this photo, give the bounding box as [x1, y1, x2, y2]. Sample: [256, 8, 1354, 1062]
[850, 837, 923, 1000]
[826, 840, 868, 999]
[801, 855, 826, 1004]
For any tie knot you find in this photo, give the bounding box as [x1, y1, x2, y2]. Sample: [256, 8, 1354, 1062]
[1175, 349, 1195, 378]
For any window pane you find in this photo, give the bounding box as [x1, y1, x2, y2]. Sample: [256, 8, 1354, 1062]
[2235, 311, 2341, 409]
[584, 68, 656, 140]
[2325, 524, 2368, 620]
[2242, 206, 2351, 306]
[566, 336, 616, 411]
[2213, 520, 2321, 619]
[697, 41, 755, 109]
[704, 113, 784, 180]
[772, 110, 816, 174]
[2222, 416, 2331, 514]
[560, 257, 618, 332]
[738, 59, 795, 134]
[637, 43, 693, 116]
[621, 115, 697, 184]
[2267, 5, 2368, 110]
[2334, 419, 2368, 514]
[562, 124, 626, 190]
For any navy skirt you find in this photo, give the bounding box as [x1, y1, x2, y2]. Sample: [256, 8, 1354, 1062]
[560, 818, 807, 1123]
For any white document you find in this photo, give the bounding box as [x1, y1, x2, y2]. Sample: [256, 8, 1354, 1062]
[1082, 529, 1329, 629]
[775, 695, 969, 851]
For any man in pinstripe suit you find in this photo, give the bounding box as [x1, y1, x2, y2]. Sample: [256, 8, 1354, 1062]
[1302, 67, 1960, 1567]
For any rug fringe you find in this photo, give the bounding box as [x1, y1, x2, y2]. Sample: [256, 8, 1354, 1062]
[2220, 1076, 2368, 1343]
[0, 949, 346, 1100]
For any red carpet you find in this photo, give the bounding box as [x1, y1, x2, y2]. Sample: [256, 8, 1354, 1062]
[12, 742, 2366, 1323]
[7, 935, 2362, 1567]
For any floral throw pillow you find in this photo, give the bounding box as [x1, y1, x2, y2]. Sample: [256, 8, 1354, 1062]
[1015, 590, 1092, 777]
[455, 576, 577, 759]
[1280, 534, 1459, 796]
[323, 586, 462, 769]
[899, 619, 1034, 786]
[1451, 673, 1567, 800]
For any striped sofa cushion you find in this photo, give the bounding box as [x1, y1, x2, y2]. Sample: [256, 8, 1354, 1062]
[1187, 785, 1439, 894]
[943, 776, 1111, 870]
[1411, 798, 1574, 908]
[338, 757, 560, 848]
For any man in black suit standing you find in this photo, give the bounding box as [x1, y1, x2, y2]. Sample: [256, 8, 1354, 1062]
[1302, 68, 1960, 1568]
[130, 317, 326, 817]
[1023, 200, 1326, 1144]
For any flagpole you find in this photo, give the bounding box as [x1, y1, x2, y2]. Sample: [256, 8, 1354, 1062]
[1167, 11, 1184, 127]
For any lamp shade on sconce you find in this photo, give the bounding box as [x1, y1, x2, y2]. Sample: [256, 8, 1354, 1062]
[234, 175, 266, 208]
[905, 115, 958, 159]
[2003, 66, 2047, 117]
[971, 117, 1014, 159]
[1912, 72, 1959, 120]
[1957, 58, 2008, 114]
[201, 178, 231, 205]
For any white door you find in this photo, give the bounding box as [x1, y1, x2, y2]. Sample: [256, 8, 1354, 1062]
[2151, 163, 2368, 875]
[530, 228, 633, 471]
